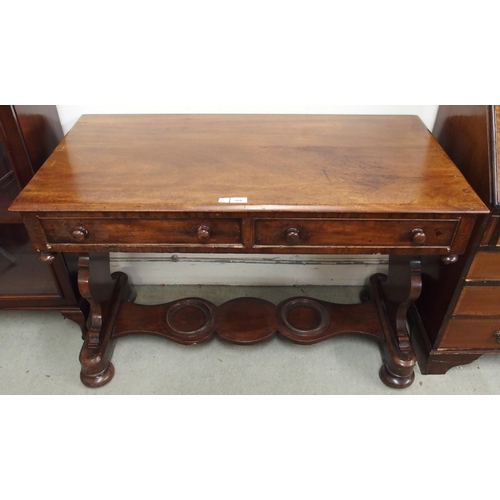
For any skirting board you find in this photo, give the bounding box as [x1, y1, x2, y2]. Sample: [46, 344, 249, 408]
[110, 253, 389, 286]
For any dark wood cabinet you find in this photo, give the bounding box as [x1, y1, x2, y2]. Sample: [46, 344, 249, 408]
[411, 105, 500, 373]
[0, 105, 86, 328]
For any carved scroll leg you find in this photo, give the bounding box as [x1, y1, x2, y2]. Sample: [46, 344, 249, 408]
[77, 253, 132, 388]
[372, 256, 422, 389]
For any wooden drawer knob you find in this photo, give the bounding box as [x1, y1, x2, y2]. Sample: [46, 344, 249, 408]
[71, 226, 89, 241]
[285, 227, 300, 244]
[441, 254, 458, 265]
[197, 225, 211, 242]
[410, 228, 426, 245]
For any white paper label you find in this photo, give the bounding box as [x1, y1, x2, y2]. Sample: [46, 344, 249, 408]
[218, 197, 247, 203]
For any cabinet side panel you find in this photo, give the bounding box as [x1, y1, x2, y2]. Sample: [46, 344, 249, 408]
[13, 105, 64, 173]
[433, 105, 491, 206]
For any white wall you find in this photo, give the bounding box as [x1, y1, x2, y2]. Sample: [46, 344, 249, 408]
[56, 105, 438, 135]
[55, 105, 438, 286]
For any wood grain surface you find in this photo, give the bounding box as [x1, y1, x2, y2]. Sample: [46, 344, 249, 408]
[10, 114, 487, 214]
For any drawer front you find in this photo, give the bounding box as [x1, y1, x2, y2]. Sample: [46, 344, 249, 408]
[440, 318, 500, 349]
[454, 286, 500, 316]
[40, 218, 242, 246]
[466, 251, 500, 280]
[254, 218, 459, 249]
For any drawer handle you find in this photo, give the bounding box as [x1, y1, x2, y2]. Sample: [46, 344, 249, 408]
[71, 226, 89, 242]
[197, 225, 211, 243]
[410, 228, 426, 245]
[441, 254, 458, 265]
[494, 331, 500, 344]
[285, 227, 300, 244]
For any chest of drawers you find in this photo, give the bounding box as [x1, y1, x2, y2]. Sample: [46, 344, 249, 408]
[412, 106, 500, 373]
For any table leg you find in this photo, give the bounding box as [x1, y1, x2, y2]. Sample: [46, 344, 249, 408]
[372, 256, 421, 388]
[72, 252, 422, 389]
[77, 253, 134, 387]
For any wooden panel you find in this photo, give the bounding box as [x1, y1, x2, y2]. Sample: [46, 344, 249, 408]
[467, 250, 500, 280]
[481, 216, 498, 245]
[440, 318, 500, 349]
[13, 105, 63, 174]
[454, 286, 500, 316]
[40, 217, 242, 246]
[254, 218, 459, 249]
[10, 115, 487, 215]
[433, 105, 491, 206]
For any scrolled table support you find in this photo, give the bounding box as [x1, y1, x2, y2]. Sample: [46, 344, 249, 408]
[77, 253, 115, 346]
[77, 253, 134, 388]
[373, 255, 422, 389]
[73, 252, 424, 390]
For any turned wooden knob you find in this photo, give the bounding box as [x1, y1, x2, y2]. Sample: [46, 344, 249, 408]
[285, 227, 300, 244]
[71, 226, 89, 241]
[441, 254, 458, 265]
[39, 252, 56, 263]
[197, 225, 211, 242]
[410, 228, 426, 245]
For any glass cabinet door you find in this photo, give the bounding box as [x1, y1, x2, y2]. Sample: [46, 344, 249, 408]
[0, 107, 84, 309]
[0, 132, 21, 222]
[0, 129, 63, 300]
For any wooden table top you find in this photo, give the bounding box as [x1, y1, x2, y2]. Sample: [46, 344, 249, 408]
[10, 114, 488, 214]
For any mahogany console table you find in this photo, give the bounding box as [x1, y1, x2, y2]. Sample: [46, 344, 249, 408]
[9, 114, 488, 389]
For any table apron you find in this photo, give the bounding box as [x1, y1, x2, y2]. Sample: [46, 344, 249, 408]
[21, 212, 478, 256]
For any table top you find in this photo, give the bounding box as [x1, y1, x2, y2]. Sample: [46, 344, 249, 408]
[10, 114, 488, 215]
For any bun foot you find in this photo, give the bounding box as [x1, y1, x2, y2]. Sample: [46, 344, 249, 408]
[379, 363, 415, 389]
[80, 362, 115, 388]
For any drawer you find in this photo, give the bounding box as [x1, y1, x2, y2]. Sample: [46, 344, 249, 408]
[39, 217, 242, 246]
[254, 218, 459, 249]
[440, 318, 500, 349]
[466, 251, 500, 280]
[454, 286, 500, 316]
